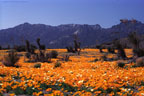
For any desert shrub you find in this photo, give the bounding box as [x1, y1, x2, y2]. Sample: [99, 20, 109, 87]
[54, 61, 61, 68]
[25, 38, 51, 63]
[66, 46, 75, 53]
[100, 54, 108, 61]
[3, 50, 20, 67]
[25, 52, 31, 59]
[50, 50, 58, 58]
[128, 32, 144, 57]
[14, 45, 26, 52]
[34, 63, 41, 68]
[117, 62, 125, 68]
[133, 48, 144, 57]
[114, 39, 127, 59]
[32, 53, 51, 63]
[136, 57, 144, 67]
[96, 45, 103, 53]
[62, 55, 70, 61]
[66, 34, 81, 55]
[107, 47, 115, 53]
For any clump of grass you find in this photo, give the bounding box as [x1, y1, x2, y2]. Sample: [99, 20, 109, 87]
[54, 61, 61, 68]
[62, 55, 70, 62]
[34, 63, 41, 68]
[3, 50, 20, 67]
[50, 50, 58, 58]
[117, 61, 125, 68]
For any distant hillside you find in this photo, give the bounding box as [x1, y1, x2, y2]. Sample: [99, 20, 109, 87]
[0, 20, 144, 48]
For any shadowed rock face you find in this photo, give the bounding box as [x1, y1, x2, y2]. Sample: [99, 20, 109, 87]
[0, 20, 144, 48]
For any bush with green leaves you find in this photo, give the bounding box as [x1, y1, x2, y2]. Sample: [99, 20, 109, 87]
[34, 63, 41, 68]
[50, 50, 58, 58]
[54, 61, 61, 68]
[3, 50, 20, 67]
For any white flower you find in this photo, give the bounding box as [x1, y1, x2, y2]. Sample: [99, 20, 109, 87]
[0, 83, 3, 85]
[78, 80, 83, 84]
[90, 89, 94, 92]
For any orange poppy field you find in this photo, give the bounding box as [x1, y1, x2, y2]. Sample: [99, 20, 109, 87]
[0, 49, 144, 96]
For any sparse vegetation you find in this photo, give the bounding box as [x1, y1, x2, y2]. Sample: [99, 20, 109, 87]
[2, 50, 20, 67]
[14, 45, 26, 52]
[128, 32, 144, 57]
[114, 39, 127, 59]
[50, 50, 58, 58]
[61, 55, 70, 61]
[66, 34, 81, 55]
[96, 45, 103, 53]
[25, 38, 51, 63]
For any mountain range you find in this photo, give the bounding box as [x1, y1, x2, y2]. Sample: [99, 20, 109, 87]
[0, 19, 144, 48]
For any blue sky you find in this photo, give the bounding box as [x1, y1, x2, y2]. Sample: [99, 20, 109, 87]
[0, 0, 144, 29]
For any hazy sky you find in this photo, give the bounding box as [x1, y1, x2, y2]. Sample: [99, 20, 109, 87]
[0, 0, 144, 29]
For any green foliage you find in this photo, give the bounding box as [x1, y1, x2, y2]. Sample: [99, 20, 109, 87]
[34, 63, 41, 68]
[25, 87, 34, 95]
[3, 50, 20, 67]
[14, 87, 24, 95]
[54, 61, 61, 68]
[6, 85, 12, 93]
[60, 82, 77, 92]
[0, 74, 6, 77]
